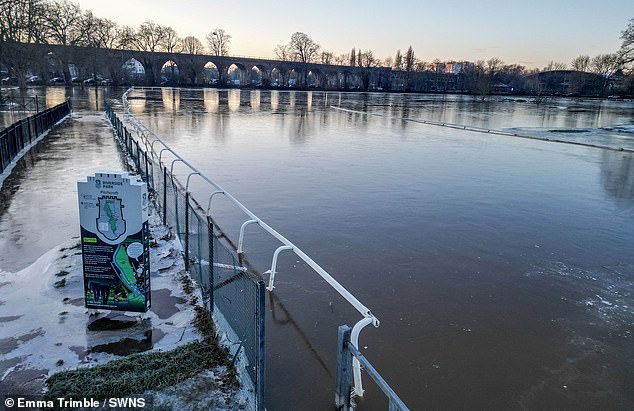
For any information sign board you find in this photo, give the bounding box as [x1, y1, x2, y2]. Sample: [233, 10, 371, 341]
[77, 172, 150, 312]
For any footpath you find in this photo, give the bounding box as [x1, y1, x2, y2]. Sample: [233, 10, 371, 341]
[0, 112, 247, 409]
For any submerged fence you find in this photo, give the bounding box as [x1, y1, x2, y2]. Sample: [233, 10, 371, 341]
[106, 104, 265, 410]
[0, 100, 71, 174]
[106, 86, 409, 410]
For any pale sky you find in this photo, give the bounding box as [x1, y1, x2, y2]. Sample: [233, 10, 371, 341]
[75, 0, 632, 68]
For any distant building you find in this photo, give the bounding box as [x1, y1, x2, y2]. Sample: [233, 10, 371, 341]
[429, 61, 474, 75]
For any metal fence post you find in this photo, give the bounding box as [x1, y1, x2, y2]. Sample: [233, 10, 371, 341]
[135, 140, 141, 170]
[144, 151, 150, 185]
[184, 192, 190, 271]
[207, 218, 214, 313]
[256, 280, 266, 411]
[162, 166, 167, 225]
[335, 325, 353, 410]
[0, 132, 5, 173]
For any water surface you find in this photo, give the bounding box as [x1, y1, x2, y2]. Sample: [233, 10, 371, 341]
[3, 87, 634, 410]
[127, 89, 634, 410]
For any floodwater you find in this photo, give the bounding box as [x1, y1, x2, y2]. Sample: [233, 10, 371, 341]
[3, 87, 634, 410]
[0, 87, 125, 271]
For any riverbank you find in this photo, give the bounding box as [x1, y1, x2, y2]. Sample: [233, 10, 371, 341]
[0, 112, 251, 409]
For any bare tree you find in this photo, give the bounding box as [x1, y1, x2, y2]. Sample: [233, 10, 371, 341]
[618, 17, 634, 70]
[544, 60, 567, 71]
[350, 48, 356, 66]
[87, 17, 118, 49]
[206, 28, 231, 56]
[571, 55, 590, 71]
[160, 26, 179, 53]
[180, 36, 204, 54]
[414, 60, 428, 71]
[591, 53, 621, 75]
[334, 53, 349, 65]
[357, 49, 378, 67]
[486, 57, 504, 75]
[114, 25, 136, 50]
[404, 46, 415, 72]
[134, 20, 164, 52]
[0, 0, 48, 88]
[0, 0, 47, 43]
[274, 43, 290, 60]
[393, 49, 403, 70]
[288, 32, 320, 63]
[44, 0, 91, 46]
[320, 50, 334, 65]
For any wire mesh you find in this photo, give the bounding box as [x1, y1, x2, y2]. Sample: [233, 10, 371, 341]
[186, 205, 208, 295]
[211, 230, 261, 385]
[106, 103, 265, 410]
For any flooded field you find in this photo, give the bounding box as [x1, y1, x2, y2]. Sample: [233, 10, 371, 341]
[2, 87, 634, 409]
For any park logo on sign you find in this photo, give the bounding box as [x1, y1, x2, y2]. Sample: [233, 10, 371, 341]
[96, 197, 126, 241]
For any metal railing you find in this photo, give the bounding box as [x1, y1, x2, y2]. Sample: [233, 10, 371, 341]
[108, 86, 409, 409]
[106, 103, 265, 410]
[336, 325, 409, 411]
[121, 86, 379, 396]
[0, 100, 72, 174]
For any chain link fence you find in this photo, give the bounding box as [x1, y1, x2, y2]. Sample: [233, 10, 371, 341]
[106, 104, 265, 410]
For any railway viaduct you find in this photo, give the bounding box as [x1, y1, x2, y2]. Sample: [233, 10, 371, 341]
[4, 42, 392, 90]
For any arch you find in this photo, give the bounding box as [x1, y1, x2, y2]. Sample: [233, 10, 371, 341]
[161, 60, 180, 85]
[249, 65, 263, 86]
[288, 69, 299, 87]
[203, 61, 220, 85]
[306, 69, 322, 88]
[270, 67, 285, 87]
[121, 58, 145, 84]
[227, 63, 246, 86]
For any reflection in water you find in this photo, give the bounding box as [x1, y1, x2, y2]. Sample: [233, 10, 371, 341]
[250, 90, 260, 111]
[290, 110, 311, 143]
[86, 88, 105, 111]
[204, 89, 219, 113]
[289, 91, 295, 110]
[5, 88, 628, 410]
[162, 88, 180, 112]
[121, 89, 634, 410]
[601, 151, 634, 200]
[228, 89, 240, 112]
[128, 91, 147, 115]
[45, 87, 66, 108]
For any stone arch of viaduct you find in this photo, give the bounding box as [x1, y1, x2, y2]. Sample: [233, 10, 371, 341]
[11, 43, 391, 91]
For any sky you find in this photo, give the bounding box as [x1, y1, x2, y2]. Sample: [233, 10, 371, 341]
[74, 0, 632, 69]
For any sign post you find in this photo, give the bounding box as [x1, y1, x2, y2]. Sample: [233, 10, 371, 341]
[78, 172, 150, 312]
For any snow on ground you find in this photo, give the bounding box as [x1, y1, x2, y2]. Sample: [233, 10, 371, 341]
[0, 205, 251, 409]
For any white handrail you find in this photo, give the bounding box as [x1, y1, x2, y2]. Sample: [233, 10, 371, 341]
[121, 86, 380, 395]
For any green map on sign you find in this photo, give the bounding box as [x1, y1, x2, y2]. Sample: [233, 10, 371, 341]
[114, 244, 144, 298]
[96, 197, 126, 241]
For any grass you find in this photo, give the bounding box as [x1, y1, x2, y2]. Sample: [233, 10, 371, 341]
[45, 264, 237, 401]
[45, 339, 233, 400]
[45, 302, 236, 400]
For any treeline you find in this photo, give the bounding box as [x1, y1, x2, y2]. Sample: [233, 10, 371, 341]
[1, 0, 633, 96]
[0, 0, 229, 55]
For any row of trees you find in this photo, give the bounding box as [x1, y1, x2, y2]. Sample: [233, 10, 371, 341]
[1, 0, 633, 95]
[0, 0, 231, 56]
